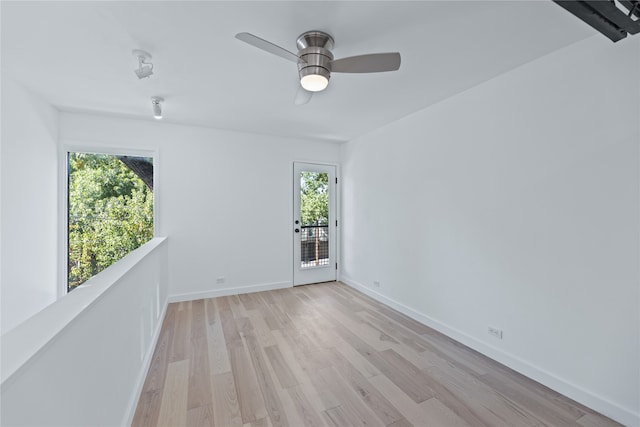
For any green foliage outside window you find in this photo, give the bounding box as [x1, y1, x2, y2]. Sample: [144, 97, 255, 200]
[68, 153, 153, 291]
[300, 171, 328, 226]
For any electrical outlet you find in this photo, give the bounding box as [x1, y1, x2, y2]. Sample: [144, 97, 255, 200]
[216, 277, 225, 284]
[488, 326, 503, 339]
[373, 280, 381, 288]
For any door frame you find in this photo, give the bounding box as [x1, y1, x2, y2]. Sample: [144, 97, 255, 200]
[291, 160, 340, 286]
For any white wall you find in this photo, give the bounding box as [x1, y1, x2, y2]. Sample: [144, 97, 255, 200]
[1, 238, 168, 426]
[60, 113, 341, 300]
[340, 35, 639, 426]
[1, 76, 59, 334]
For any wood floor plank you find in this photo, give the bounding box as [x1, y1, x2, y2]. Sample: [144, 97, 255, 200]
[353, 295, 433, 336]
[336, 327, 434, 404]
[229, 343, 268, 423]
[276, 385, 308, 427]
[212, 371, 243, 427]
[577, 413, 623, 427]
[134, 282, 621, 427]
[205, 297, 218, 326]
[331, 306, 399, 351]
[376, 349, 436, 404]
[206, 304, 232, 375]
[419, 398, 473, 427]
[323, 406, 353, 427]
[270, 329, 314, 385]
[169, 305, 191, 362]
[259, 290, 276, 304]
[359, 310, 430, 353]
[280, 325, 332, 373]
[131, 305, 175, 427]
[156, 360, 189, 427]
[220, 304, 244, 349]
[186, 404, 214, 427]
[387, 418, 414, 427]
[275, 329, 342, 412]
[229, 294, 249, 318]
[327, 347, 404, 426]
[480, 368, 585, 426]
[322, 284, 370, 315]
[316, 366, 385, 427]
[190, 299, 207, 339]
[332, 335, 382, 378]
[248, 309, 277, 348]
[419, 331, 490, 376]
[239, 292, 259, 311]
[187, 336, 213, 410]
[238, 317, 290, 427]
[261, 303, 283, 331]
[216, 295, 232, 312]
[369, 375, 470, 427]
[378, 348, 491, 426]
[423, 364, 539, 426]
[267, 298, 292, 329]
[287, 385, 328, 427]
[243, 417, 272, 427]
[265, 345, 298, 389]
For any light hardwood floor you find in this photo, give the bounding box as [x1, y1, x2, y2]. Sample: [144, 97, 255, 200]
[132, 282, 620, 427]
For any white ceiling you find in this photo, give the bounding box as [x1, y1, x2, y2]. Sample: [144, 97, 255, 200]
[1, 1, 593, 142]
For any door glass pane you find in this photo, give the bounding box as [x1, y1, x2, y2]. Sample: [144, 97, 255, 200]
[300, 171, 329, 268]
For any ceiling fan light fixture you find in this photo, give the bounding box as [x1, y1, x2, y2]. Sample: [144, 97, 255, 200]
[236, 30, 401, 103]
[300, 73, 329, 92]
[299, 63, 331, 92]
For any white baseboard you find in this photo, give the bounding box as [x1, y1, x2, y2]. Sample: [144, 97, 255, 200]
[339, 276, 639, 427]
[167, 281, 292, 303]
[122, 298, 169, 427]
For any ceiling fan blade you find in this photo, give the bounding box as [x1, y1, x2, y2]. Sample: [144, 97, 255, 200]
[235, 32, 302, 63]
[331, 52, 401, 73]
[294, 85, 313, 105]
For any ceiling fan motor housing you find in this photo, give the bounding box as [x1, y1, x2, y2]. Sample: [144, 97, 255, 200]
[296, 31, 334, 83]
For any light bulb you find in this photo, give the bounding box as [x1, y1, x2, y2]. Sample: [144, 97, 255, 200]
[300, 74, 329, 92]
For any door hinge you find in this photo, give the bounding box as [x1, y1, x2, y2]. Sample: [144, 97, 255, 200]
[336, 220, 338, 227]
[335, 177, 338, 184]
[336, 262, 338, 270]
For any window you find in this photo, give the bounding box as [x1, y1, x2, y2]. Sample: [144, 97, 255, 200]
[67, 152, 154, 291]
[300, 171, 329, 267]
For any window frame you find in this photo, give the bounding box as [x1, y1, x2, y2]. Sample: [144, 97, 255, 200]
[59, 143, 159, 296]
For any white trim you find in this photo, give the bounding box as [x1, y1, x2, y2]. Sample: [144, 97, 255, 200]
[57, 144, 69, 298]
[62, 141, 157, 158]
[122, 297, 168, 427]
[339, 276, 640, 427]
[168, 281, 292, 303]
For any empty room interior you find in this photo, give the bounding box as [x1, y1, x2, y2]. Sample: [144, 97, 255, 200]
[1, 1, 639, 426]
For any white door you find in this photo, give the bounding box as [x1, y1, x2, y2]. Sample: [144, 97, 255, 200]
[293, 162, 336, 286]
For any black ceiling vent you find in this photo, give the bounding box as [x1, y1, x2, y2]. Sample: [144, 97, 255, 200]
[554, 0, 640, 42]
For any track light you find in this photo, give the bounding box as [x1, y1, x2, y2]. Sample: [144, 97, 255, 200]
[133, 49, 154, 79]
[151, 97, 163, 120]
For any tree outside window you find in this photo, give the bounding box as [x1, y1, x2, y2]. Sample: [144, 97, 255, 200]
[67, 152, 154, 291]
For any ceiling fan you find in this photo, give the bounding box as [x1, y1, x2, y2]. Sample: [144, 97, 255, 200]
[235, 31, 401, 105]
